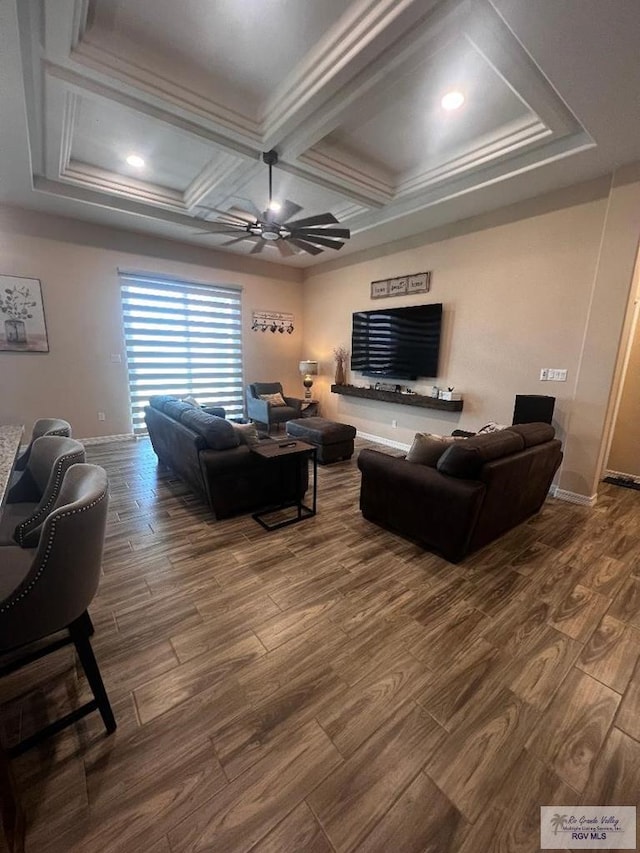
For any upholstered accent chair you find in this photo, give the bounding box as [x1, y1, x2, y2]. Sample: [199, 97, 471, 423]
[0, 463, 115, 755]
[14, 418, 72, 472]
[0, 436, 85, 546]
[246, 382, 304, 432]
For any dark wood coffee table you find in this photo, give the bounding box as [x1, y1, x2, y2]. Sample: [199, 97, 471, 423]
[250, 439, 317, 531]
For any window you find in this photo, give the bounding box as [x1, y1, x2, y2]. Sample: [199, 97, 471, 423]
[120, 273, 243, 434]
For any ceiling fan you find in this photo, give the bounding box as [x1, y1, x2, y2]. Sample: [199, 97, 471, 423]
[195, 150, 350, 257]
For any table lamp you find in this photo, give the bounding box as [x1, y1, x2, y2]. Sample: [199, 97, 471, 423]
[299, 360, 319, 399]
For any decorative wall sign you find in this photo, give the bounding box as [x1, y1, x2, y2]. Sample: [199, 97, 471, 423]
[251, 310, 294, 334]
[370, 271, 431, 300]
[0, 275, 49, 352]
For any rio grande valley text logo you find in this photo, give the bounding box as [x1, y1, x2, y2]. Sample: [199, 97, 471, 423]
[540, 806, 636, 849]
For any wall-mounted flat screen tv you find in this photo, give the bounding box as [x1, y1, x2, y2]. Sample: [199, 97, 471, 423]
[351, 303, 443, 380]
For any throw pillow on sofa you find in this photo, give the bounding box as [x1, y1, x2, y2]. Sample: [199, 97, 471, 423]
[164, 400, 194, 420]
[149, 394, 178, 412]
[179, 408, 240, 450]
[406, 433, 459, 467]
[477, 422, 508, 434]
[437, 429, 525, 478]
[259, 392, 287, 406]
[231, 422, 261, 447]
[437, 443, 484, 479]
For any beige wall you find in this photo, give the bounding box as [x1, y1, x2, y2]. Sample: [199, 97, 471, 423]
[607, 257, 640, 476]
[0, 207, 304, 438]
[561, 169, 640, 496]
[303, 173, 640, 499]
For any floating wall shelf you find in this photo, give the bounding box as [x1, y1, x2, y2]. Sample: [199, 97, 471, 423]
[330, 384, 464, 412]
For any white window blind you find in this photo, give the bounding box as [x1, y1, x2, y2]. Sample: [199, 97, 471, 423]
[120, 273, 244, 434]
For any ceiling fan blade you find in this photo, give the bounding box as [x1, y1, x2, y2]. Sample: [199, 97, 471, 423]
[223, 235, 259, 246]
[284, 212, 339, 229]
[275, 239, 296, 257]
[288, 238, 324, 256]
[274, 199, 303, 223]
[198, 206, 257, 225]
[235, 199, 263, 220]
[194, 223, 245, 235]
[250, 240, 266, 254]
[290, 227, 350, 240]
[288, 233, 345, 250]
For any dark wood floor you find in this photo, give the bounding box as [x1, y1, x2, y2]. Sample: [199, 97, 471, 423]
[1, 437, 640, 852]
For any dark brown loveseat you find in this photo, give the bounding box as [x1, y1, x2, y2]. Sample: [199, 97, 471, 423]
[358, 423, 562, 562]
[144, 396, 308, 518]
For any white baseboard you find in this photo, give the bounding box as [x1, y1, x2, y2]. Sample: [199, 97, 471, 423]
[604, 469, 640, 484]
[356, 431, 411, 452]
[553, 487, 598, 507]
[81, 433, 135, 446]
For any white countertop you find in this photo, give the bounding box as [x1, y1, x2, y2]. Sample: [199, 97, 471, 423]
[0, 425, 24, 509]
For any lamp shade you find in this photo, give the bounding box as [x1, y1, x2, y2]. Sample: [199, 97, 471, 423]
[299, 360, 319, 376]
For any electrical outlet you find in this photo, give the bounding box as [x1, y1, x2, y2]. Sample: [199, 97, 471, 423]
[110, 353, 122, 363]
[548, 369, 557, 381]
[391, 419, 398, 428]
[97, 411, 106, 421]
[540, 369, 548, 381]
[557, 369, 567, 381]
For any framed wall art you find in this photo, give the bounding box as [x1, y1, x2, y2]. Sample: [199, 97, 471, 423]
[0, 275, 49, 352]
[370, 271, 431, 300]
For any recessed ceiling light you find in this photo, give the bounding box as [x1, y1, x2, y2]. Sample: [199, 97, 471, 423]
[268, 200, 281, 212]
[126, 154, 145, 168]
[441, 91, 465, 111]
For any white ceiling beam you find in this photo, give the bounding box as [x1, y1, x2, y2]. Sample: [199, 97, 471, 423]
[184, 154, 254, 211]
[463, 1, 581, 136]
[269, 0, 458, 158]
[273, 159, 386, 209]
[33, 175, 200, 225]
[347, 128, 595, 233]
[45, 62, 260, 161]
[262, 0, 443, 148]
[397, 117, 550, 196]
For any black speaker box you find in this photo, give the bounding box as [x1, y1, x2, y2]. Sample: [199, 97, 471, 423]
[512, 394, 555, 425]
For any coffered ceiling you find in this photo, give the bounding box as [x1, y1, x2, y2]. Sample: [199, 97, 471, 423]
[1, 0, 639, 267]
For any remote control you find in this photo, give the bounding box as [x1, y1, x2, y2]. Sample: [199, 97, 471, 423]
[278, 441, 296, 448]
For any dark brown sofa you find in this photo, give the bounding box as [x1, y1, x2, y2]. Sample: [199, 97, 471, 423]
[358, 423, 562, 562]
[144, 396, 308, 518]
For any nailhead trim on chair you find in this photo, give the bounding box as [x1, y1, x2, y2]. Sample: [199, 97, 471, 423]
[14, 449, 86, 546]
[0, 488, 108, 614]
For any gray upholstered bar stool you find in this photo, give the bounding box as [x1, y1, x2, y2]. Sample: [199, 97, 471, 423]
[0, 463, 115, 756]
[13, 418, 72, 473]
[0, 436, 85, 546]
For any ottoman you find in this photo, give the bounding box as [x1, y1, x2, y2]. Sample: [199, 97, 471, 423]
[286, 417, 356, 464]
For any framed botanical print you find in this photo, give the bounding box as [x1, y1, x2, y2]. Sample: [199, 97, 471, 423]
[0, 275, 49, 352]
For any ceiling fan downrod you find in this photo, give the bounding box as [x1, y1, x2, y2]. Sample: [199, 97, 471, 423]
[262, 150, 278, 213]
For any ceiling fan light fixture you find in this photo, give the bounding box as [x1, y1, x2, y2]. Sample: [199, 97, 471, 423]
[260, 224, 280, 241]
[197, 149, 351, 256]
[441, 90, 464, 111]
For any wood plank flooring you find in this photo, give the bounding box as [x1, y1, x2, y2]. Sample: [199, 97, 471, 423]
[2, 437, 640, 852]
